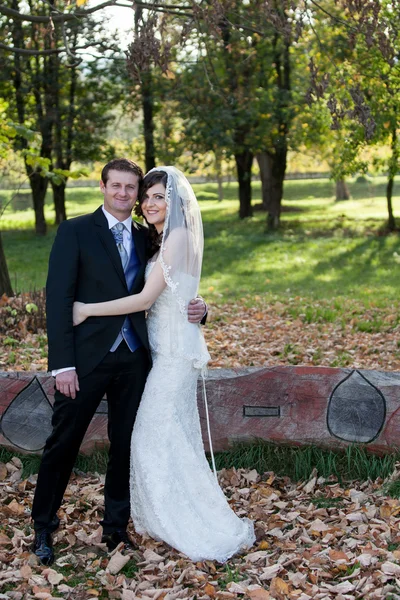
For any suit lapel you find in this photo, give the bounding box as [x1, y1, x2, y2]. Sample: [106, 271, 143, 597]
[93, 207, 127, 289]
[131, 220, 147, 266]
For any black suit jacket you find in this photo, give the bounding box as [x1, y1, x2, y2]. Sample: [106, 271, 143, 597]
[46, 206, 150, 378]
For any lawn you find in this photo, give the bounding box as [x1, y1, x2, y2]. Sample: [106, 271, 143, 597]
[2, 176, 400, 309]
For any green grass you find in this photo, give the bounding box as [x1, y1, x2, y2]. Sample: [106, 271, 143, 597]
[1, 583, 18, 593]
[310, 496, 344, 509]
[2, 176, 400, 309]
[388, 542, 400, 551]
[0, 446, 108, 478]
[120, 560, 139, 578]
[3, 441, 400, 484]
[342, 562, 361, 577]
[384, 480, 400, 499]
[213, 440, 400, 483]
[217, 565, 244, 589]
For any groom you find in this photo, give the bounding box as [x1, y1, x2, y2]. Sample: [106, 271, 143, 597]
[32, 158, 206, 565]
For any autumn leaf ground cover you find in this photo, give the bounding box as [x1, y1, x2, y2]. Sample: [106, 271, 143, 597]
[4, 454, 400, 599]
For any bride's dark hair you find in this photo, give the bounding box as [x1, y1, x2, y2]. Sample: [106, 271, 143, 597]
[135, 170, 168, 257]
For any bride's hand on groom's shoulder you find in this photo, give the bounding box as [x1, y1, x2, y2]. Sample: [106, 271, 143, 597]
[73, 301, 87, 326]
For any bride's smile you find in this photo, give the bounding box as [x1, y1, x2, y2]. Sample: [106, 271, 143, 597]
[141, 183, 167, 233]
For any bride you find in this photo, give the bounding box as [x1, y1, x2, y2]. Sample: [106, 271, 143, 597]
[73, 166, 255, 562]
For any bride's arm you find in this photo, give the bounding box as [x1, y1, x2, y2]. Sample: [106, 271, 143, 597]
[74, 260, 166, 324]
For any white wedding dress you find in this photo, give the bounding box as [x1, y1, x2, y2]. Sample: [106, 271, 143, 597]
[129, 263, 255, 562]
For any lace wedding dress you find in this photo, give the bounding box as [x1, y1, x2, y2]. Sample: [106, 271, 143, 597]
[129, 262, 255, 562]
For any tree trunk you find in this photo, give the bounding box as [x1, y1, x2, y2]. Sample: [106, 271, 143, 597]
[142, 71, 156, 172]
[215, 151, 224, 201]
[30, 171, 48, 236]
[257, 152, 273, 210]
[0, 231, 13, 297]
[258, 146, 287, 230]
[386, 124, 398, 231]
[52, 179, 67, 224]
[387, 175, 396, 231]
[335, 179, 350, 201]
[217, 176, 224, 202]
[259, 13, 290, 231]
[235, 150, 253, 218]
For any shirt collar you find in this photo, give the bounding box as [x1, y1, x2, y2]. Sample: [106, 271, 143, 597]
[102, 206, 132, 234]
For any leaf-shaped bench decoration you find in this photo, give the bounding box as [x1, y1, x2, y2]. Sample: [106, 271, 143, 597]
[327, 370, 386, 443]
[0, 377, 53, 451]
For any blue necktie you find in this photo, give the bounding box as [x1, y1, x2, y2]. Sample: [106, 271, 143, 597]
[109, 222, 142, 353]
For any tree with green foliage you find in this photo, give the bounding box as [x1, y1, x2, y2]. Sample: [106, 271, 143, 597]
[0, 105, 16, 296]
[164, 1, 310, 226]
[0, 101, 48, 295]
[176, 1, 267, 219]
[308, 0, 400, 229]
[49, 45, 124, 223]
[0, 0, 124, 234]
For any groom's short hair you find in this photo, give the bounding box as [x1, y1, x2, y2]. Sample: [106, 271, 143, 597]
[101, 158, 144, 185]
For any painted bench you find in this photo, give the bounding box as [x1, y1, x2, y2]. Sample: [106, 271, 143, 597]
[0, 366, 399, 454]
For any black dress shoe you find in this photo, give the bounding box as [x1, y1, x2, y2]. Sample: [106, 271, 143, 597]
[101, 529, 136, 552]
[33, 530, 54, 565]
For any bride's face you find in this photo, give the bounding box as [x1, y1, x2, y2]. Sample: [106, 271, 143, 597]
[142, 183, 167, 233]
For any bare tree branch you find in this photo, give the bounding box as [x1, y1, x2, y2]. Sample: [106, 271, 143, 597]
[0, 1, 122, 23]
[0, 0, 192, 24]
[61, 20, 82, 66]
[307, 0, 357, 31]
[134, 1, 191, 9]
[0, 40, 116, 56]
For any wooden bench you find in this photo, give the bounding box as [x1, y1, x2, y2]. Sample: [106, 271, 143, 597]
[1, 366, 399, 454]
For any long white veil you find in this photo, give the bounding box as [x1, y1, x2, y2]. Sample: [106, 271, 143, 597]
[147, 165, 204, 315]
[146, 166, 216, 475]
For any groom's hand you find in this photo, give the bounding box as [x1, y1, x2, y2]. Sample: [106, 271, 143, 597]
[188, 298, 207, 323]
[56, 370, 80, 399]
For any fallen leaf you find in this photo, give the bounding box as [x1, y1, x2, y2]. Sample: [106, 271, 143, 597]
[269, 577, 289, 599]
[143, 549, 165, 563]
[121, 591, 136, 600]
[329, 549, 349, 562]
[19, 564, 32, 579]
[226, 582, 246, 594]
[247, 588, 270, 600]
[381, 561, 400, 576]
[260, 564, 282, 581]
[0, 533, 11, 545]
[47, 569, 64, 585]
[0, 464, 7, 481]
[258, 541, 270, 550]
[204, 583, 216, 597]
[107, 551, 130, 574]
[308, 518, 329, 533]
[6, 499, 25, 515]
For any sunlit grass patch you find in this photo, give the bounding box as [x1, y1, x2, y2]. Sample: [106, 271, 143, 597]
[2, 176, 400, 308]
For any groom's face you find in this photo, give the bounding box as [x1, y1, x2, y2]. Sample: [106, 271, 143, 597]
[100, 169, 139, 220]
